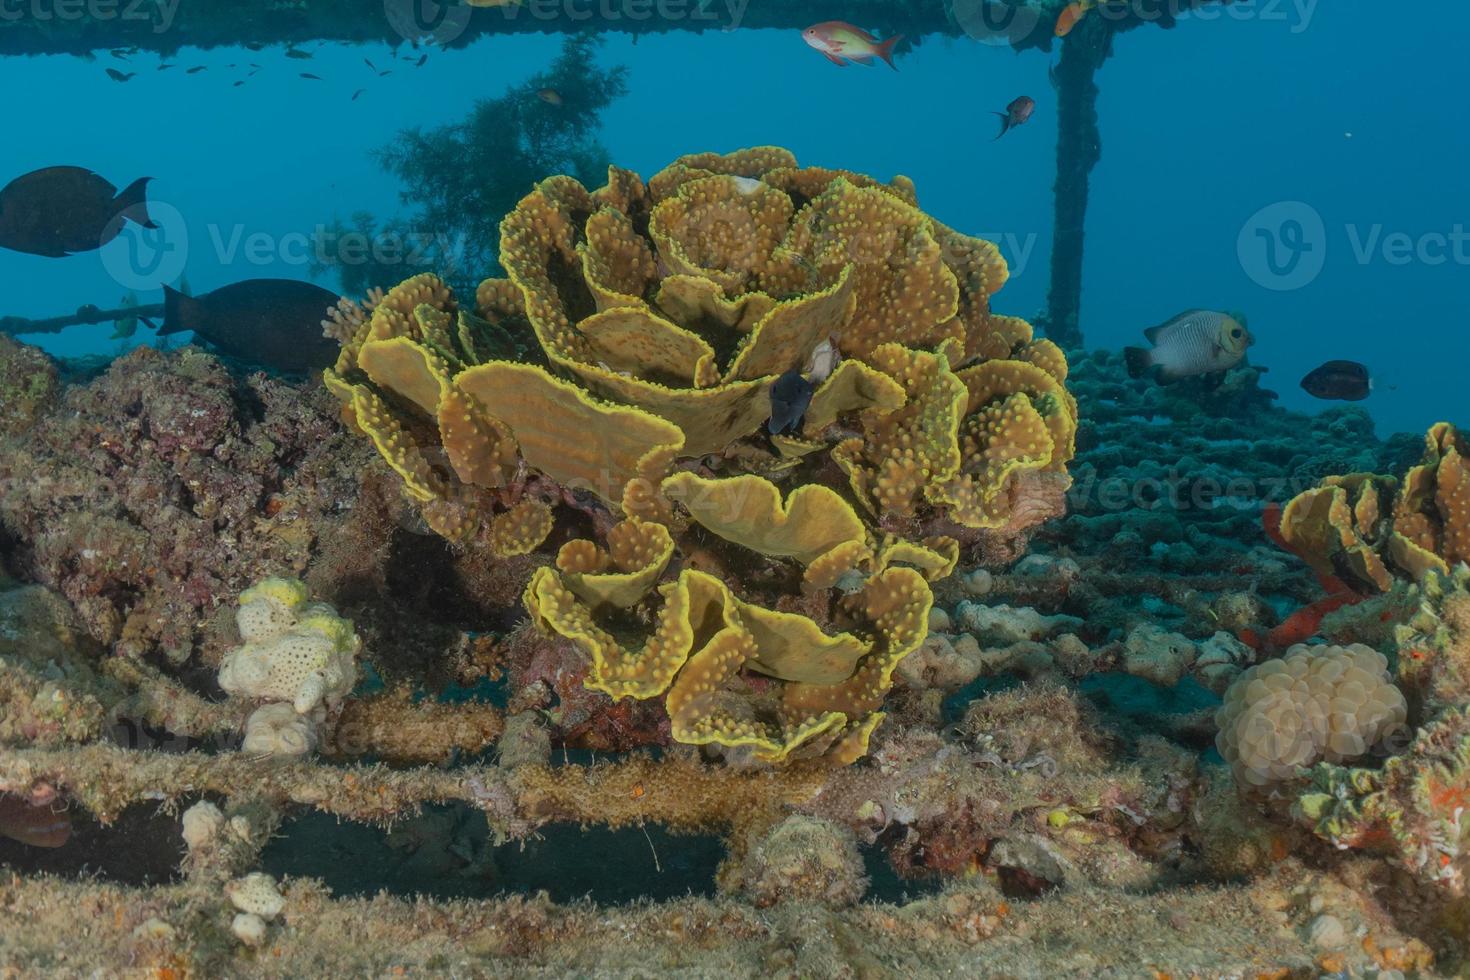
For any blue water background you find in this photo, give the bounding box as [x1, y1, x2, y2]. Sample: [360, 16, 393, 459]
[1, 2, 1464, 435]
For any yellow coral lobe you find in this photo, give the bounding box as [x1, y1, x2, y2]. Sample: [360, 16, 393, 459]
[367, 272, 456, 343]
[652, 274, 776, 334]
[579, 206, 658, 312]
[740, 603, 872, 686]
[488, 499, 555, 557]
[498, 176, 600, 365]
[763, 164, 919, 207]
[555, 519, 675, 609]
[724, 265, 855, 382]
[956, 358, 1078, 471]
[437, 385, 518, 489]
[356, 337, 452, 419]
[647, 146, 799, 202]
[875, 535, 961, 582]
[591, 163, 648, 214]
[565, 364, 774, 458]
[577, 306, 718, 388]
[650, 174, 794, 296]
[783, 180, 962, 359]
[801, 358, 908, 435]
[932, 393, 1056, 529]
[1278, 470, 1415, 592]
[336, 380, 444, 502]
[661, 570, 853, 763]
[454, 361, 684, 508]
[833, 344, 967, 517]
[783, 566, 932, 720]
[525, 566, 693, 701]
[660, 471, 868, 567]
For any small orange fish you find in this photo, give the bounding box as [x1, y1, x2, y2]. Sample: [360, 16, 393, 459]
[537, 88, 563, 106]
[802, 21, 904, 70]
[1055, 0, 1095, 37]
[0, 794, 71, 849]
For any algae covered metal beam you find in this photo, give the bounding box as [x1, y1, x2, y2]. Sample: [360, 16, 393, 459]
[1037, 13, 1107, 352]
[2, 0, 944, 56]
[0, 302, 163, 337]
[0, 0, 1233, 57]
[1030, 0, 1237, 350]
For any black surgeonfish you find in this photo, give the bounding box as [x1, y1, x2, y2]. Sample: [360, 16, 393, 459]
[0, 167, 156, 258]
[160, 279, 342, 373]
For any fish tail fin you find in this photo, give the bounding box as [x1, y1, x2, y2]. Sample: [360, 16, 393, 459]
[160, 283, 199, 337]
[113, 177, 157, 230]
[874, 33, 903, 70]
[1124, 347, 1153, 379]
[993, 112, 1011, 140]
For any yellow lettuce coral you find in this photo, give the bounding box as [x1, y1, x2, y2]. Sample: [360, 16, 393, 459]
[528, 563, 932, 765]
[328, 148, 1074, 763]
[1278, 423, 1469, 592]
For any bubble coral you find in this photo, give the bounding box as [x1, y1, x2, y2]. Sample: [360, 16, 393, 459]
[1216, 643, 1407, 788]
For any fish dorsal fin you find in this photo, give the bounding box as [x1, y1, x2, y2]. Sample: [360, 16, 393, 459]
[1145, 309, 1211, 344]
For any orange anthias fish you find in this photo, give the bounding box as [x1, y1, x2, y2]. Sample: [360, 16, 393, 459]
[802, 21, 904, 70]
[0, 793, 71, 849]
[1055, 0, 1096, 37]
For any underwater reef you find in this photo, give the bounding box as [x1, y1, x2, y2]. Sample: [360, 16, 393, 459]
[0, 148, 1467, 977]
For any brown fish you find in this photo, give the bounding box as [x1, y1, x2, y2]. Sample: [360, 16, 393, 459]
[161, 279, 342, 373]
[1125, 309, 1253, 384]
[1301, 360, 1372, 401]
[0, 167, 156, 258]
[994, 96, 1035, 139]
[0, 794, 71, 849]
